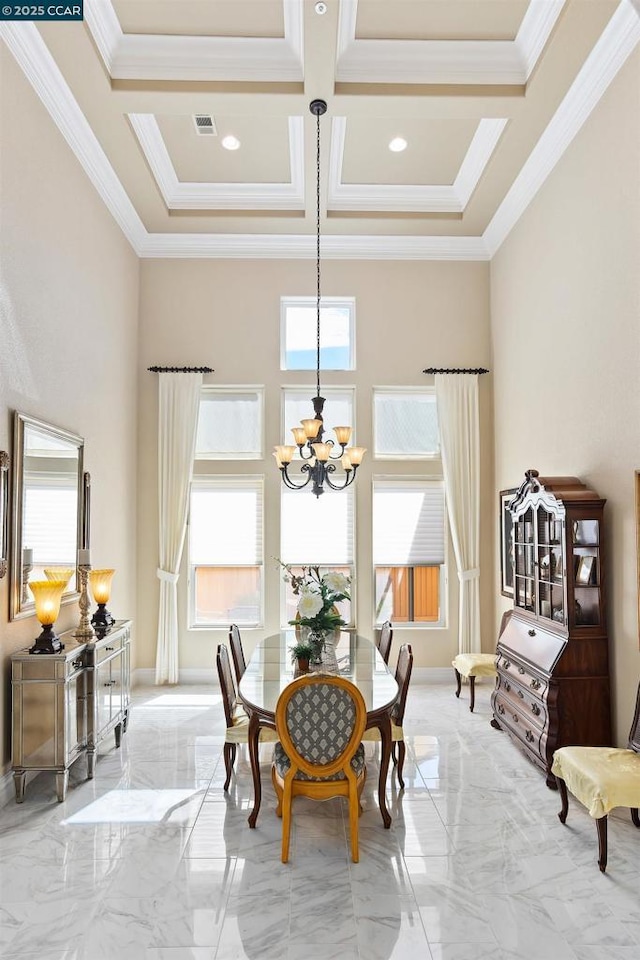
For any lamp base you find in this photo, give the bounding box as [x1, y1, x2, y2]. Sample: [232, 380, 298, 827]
[91, 604, 115, 635]
[30, 625, 64, 655]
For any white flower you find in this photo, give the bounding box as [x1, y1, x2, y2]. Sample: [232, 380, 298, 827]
[297, 592, 323, 619]
[322, 572, 350, 595]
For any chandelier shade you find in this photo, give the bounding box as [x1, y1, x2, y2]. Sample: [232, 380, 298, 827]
[275, 99, 365, 497]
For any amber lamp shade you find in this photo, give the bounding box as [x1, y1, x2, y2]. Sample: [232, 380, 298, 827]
[89, 568, 115, 634]
[44, 567, 75, 589]
[28, 579, 67, 654]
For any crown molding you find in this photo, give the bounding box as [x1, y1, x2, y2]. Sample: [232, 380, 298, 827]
[129, 115, 305, 210]
[137, 233, 490, 261]
[336, 0, 565, 86]
[0, 21, 146, 253]
[484, 0, 640, 256]
[328, 117, 507, 212]
[84, 0, 304, 82]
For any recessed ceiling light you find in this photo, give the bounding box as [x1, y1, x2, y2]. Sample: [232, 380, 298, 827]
[389, 137, 408, 153]
[221, 135, 241, 151]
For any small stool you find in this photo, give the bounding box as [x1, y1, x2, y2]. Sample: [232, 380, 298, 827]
[452, 653, 497, 712]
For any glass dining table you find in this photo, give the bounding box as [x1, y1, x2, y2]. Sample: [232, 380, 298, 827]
[238, 629, 400, 829]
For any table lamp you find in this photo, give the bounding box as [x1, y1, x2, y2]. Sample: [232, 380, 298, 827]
[89, 568, 115, 634]
[28, 579, 67, 654]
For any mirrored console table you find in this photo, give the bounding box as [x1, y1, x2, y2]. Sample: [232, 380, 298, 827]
[11, 619, 131, 802]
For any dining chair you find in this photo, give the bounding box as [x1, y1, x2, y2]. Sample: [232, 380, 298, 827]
[363, 643, 414, 788]
[229, 623, 247, 686]
[376, 620, 393, 665]
[551, 679, 640, 872]
[216, 643, 277, 792]
[271, 674, 367, 863]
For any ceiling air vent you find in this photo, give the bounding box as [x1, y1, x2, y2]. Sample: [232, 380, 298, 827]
[193, 115, 217, 136]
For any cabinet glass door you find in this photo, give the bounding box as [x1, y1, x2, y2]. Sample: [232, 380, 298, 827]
[536, 506, 564, 625]
[514, 507, 535, 613]
[572, 518, 601, 627]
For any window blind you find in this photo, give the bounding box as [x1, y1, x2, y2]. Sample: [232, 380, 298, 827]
[373, 390, 439, 457]
[281, 485, 354, 566]
[190, 478, 263, 566]
[373, 479, 445, 565]
[195, 388, 262, 459]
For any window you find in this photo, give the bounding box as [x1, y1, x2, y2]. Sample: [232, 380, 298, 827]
[195, 387, 263, 459]
[373, 388, 439, 458]
[373, 479, 446, 626]
[23, 473, 78, 572]
[280, 485, 354, 626]
[281, 297, 355, 370]
[189, 477, 263, 628]
[282, 386, 355, 451]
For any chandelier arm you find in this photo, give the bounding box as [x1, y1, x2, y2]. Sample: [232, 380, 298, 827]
[280, 464, 314, 491]
[323, 465, 357, 491]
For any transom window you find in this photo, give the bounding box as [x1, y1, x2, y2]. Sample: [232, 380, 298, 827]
[189, 477, 263, 628]
[281, 297, 355, 371]
[373, 388, 439, 459]
[195, 386, 263, 460]
[373, 478, 446, 627]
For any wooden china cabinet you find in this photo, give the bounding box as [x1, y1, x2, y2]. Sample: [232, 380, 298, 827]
[491, 470, 611, 787]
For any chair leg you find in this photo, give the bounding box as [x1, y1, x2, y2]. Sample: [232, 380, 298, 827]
[396, 741, 406, 790]
[271, 765, 283, 817]
[596, 816, 608, 873]
[556, 775, 569, 823]
[631, 808, 640, 828]
[281, 782, 293, 863]
[454, 668, 462, 698]
[223, 742, 235, 792]
[348, 782, 361, 863]
[391, 741, 397, 765]
[469, 675, 476, 713]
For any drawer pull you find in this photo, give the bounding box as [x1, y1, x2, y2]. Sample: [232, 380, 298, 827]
[504, 681, 511, 692]
[498, 704, 505, 716]
[517, 690, 524, 699]
[532, 703, 541, 717]
[503, 659, 511, 669]
[530, 678, 541, 691]
[103, 680, 116, 687]
[528, 629, 536, 637]
[71, 659, 84, 669]
[513, 713, 519, 723]
[105, 646, 115, 652]
[525, 730, 535, 743]
[518, 666, 525, 675]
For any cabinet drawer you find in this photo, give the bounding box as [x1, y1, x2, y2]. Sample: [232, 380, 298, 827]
[493, 689, 546, 762]
[94, 635, 124, 664]
[497, 653, 548, 701]
[496, 673, 547, 733]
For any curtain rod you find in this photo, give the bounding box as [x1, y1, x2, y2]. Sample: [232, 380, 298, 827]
[423, 367, 490, 375]
[147, 365, 214, 373]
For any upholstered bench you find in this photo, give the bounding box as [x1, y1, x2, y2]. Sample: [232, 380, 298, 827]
[452, 653, 497, 713]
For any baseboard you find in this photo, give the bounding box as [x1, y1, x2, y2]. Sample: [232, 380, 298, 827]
[133, 667, 216, 687]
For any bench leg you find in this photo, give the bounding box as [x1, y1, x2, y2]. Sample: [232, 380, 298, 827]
[596, 816, 608, 873]
[469, 676, 476, 713]
[454, 668, 462, 699]
[557, 776, 569, 823]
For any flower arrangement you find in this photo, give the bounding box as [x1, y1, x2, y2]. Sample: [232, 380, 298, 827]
[276, 560, 351, 637]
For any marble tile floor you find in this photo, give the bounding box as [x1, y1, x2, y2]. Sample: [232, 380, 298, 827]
[1, 676, 639, 960]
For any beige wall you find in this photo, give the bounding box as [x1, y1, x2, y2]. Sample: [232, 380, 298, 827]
[491, 50, 640, 743]
[137, 258, 494, 673]
[0, 50, 140, 771]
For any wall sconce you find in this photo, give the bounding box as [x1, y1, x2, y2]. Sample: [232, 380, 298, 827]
[28, 579, 67, 654]
[89, 568, 115, 634]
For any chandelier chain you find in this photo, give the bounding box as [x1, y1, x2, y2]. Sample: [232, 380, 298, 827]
[315, 103, 321, 399]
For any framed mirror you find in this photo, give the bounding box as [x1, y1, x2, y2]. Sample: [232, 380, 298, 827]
[10, 413, 87, 620]
[0, 450, 8, 578]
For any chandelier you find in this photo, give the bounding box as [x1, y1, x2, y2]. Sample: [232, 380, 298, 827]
[274, 99, 366, 498]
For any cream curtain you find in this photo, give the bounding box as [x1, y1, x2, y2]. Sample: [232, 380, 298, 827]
[435, 373, 481, 655]
[155, 372, 202, 684]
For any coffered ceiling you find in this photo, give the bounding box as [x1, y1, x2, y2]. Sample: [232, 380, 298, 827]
[2, 0, 639, 258]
